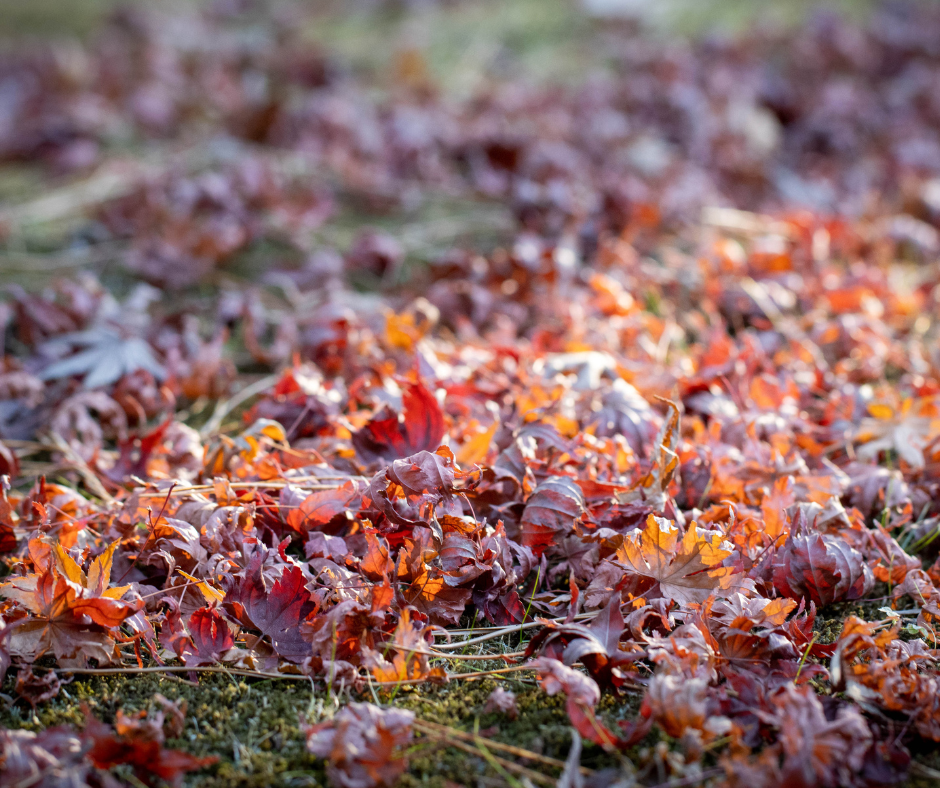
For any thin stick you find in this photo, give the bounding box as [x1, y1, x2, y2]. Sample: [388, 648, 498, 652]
[51, 662, 535, 684]
[133, 477, 360, 498]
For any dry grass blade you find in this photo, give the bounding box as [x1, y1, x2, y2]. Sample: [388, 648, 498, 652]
[646, 768, 724, 788]
[45, 432, 115, 504]
[200, 373, 280, 438]
[428, 650, 525, 661]
[434, 611, 596, 647]
[0, 145, 211, 229]
[414, 723, 556, 786]
[51, 665, 310, 681]
[51, 663, 537, 686]
[700, 205, 792, 237]
[445, 665, 535, 680]
[414, 719, 593, 776]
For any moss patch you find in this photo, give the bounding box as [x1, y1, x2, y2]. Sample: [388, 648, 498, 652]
[2, 669, 648, 786]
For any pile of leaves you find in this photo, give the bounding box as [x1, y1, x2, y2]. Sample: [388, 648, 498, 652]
[2, 1, 940, 786]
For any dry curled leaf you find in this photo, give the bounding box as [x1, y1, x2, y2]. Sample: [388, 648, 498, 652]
[772, 532, 874, 607]
[83, 705, 217, 787]
[305, 702, 414, 788]
[520, 476, 586, 556]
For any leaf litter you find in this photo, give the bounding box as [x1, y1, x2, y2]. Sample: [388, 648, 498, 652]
[3, 1, 940, 787]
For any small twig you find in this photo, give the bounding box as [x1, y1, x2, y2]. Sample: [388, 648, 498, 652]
[133, 477, 360, 498]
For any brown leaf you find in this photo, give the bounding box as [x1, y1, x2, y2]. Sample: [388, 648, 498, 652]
[14, 665, 62, 708]
[305, 702, 414, 788]
[84, 705, 217, 787]
[520, 476, 585, 556]
[363, 609, 447, 684]
[772, 685, 873, 788]
[535, 657, 650, 749]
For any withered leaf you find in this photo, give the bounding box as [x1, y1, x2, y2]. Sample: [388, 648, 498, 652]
[615, 514, 753, 605]
[184, 607, 234, 667]
[535, 657, 650, 749]
[362, 609, 447, 684]
[41, 328, 165, 390]
[286, 480, 362, 534]
[84, 706, 217, 787]
[353, 381, 445, 465]
[229, 563, 316, 662]
[772, 532, 873, 607]
[305, 702, 414, 788]
[524, 596, 639, 691]
[520, 476, 585, 556]
[1, 564, 141, 665]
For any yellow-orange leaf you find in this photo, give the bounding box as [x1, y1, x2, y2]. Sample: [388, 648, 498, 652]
[456, 419, 498, 466]
[615, 514, 752, 605]
[178, 570, 226, 605]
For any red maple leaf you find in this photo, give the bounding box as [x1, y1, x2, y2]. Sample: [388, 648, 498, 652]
[0, 550, 141, 666]
[353, 381, 445, 465]
[227, 562, 316, 662]
[84, 706, 217, 787]
[183, 607, 234, 667]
